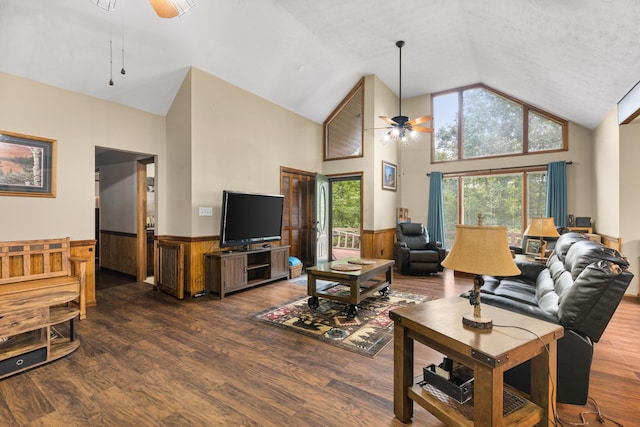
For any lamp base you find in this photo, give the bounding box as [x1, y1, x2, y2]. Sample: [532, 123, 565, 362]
[462, 313, 493, 329]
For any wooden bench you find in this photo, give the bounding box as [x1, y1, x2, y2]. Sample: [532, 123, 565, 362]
[0, 238, 87, 320]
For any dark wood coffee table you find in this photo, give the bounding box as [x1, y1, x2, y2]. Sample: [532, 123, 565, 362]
[306, 258, 394, 317]
[390, 297, 564, 426]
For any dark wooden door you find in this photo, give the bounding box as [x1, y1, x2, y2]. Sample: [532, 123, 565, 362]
[281, 168, 315, 267]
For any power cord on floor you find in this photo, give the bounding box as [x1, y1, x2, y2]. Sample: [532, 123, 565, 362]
[556, 397, 624, 427]
[493, 324, 624, 427]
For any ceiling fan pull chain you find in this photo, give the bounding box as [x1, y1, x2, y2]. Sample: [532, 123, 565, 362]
[109, 19, 114, 86]
[120, 8, 126, 75]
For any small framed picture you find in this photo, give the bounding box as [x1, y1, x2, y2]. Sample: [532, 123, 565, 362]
[0, 131, 56, 198]
[525, 239, 543, 257]
[382, 161, 397, 191]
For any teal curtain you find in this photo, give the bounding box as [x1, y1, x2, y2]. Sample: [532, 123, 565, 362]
[427, 172, 446, 247]
[545, 161, 567, 227]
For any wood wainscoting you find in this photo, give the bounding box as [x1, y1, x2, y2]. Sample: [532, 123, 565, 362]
[70, 239, 97, 307]
[361, 228, 396, 260]
[99, 230, 137, 276]
[154, 236, 217, 297]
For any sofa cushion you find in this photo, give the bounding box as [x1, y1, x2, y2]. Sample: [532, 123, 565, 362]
[564, 240, 629, 280]
[553, 232, 586, 262]
[558, 260, 622, 329]
[482, 277, 537, 306]
[535, 269, 559, 317]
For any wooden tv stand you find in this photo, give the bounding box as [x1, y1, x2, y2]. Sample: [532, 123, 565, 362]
[205, 246, 290, 299]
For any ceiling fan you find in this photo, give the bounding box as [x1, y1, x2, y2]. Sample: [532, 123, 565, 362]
[379, 40, 433, 143]
[90, 0, 196, 18]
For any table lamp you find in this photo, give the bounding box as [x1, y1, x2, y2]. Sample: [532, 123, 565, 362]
[524, 217, 560, 257]
[442, 225, 521, 329]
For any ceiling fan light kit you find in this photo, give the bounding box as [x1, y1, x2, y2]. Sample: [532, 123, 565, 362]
[379, 40, 433, 145]
[149, 0, 196, 18]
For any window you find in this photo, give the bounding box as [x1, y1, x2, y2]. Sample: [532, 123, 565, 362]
[443, 170, 546, 248]
[324, 78, 364, 160]
[433, 85, 566, 162]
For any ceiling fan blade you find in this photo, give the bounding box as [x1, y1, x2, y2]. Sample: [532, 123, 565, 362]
[407, 115, 433, 126]
[379, 115, 397, 125]
[412, 126, 434, 133]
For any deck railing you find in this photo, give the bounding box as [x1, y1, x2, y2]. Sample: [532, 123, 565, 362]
[332, 227, 360, 249]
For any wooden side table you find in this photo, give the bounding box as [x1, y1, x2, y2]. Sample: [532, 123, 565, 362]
[390, 297, 564, 426]
[567, 226, 592, 234]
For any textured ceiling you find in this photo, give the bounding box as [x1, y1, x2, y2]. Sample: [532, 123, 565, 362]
[1, 0, 639, 130]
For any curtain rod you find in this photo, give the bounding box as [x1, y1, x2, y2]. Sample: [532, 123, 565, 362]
[426, 161, 573, 177]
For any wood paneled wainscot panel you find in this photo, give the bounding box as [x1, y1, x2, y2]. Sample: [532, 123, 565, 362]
[361, 228, 396, 260]
[71, 240, 97, 306]
[99, 231, 137, 276]
[155, 236, 217, 297]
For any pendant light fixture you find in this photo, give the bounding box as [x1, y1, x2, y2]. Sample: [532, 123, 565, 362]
[379, 41, 433, 144]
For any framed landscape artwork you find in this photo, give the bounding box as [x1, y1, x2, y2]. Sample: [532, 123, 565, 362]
[382, 161, 397, 191]
[0, 131, 56, 197]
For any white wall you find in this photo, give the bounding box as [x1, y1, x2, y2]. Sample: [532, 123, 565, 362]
[96, 150, 140, 234]
[0, 72, 165, 241]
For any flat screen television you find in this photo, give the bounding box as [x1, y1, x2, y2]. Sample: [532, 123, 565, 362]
[219, 190, 285, 250]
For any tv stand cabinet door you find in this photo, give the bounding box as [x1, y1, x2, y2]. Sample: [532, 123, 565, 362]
[270, 247, 289, 279]
[221, 255, 248, 294]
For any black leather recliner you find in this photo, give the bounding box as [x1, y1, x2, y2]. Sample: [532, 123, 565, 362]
[394, 223, 446, 275]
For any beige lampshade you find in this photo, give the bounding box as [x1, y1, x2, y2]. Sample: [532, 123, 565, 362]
[149, 0, 196, 18]
[524, 217, 560, 238]
[442, 225, 521, 276]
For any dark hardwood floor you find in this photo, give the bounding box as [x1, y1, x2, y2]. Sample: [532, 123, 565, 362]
[0, 267, 637, 426]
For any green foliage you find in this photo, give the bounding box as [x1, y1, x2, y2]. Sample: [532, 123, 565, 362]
[433, 87, 563, 161]
[463, 88, 522, 158]
[443, 172, 547, 247]
[331, 180, 361, 228]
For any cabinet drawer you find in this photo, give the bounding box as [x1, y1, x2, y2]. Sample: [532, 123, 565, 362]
[0, 308, 48, 337]
[0, 347, 47, 376]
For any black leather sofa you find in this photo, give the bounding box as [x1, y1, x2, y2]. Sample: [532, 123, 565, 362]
[394, 223, 446, 275]
[474, 232, 633, 404]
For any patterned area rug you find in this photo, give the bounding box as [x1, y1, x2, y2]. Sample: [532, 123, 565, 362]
[252, 284, 430, 358]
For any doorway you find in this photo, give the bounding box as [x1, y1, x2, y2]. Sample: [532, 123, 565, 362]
[95, 148, 157, 283]
[329, 174, 362, 261]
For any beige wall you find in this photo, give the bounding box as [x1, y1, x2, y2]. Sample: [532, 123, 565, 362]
[0, 72, 165, 241]
[594, 107, 620, 235]
[618, 120, 640, 296]
[164, 69, 194, 237]
[186, 67, 323, 237]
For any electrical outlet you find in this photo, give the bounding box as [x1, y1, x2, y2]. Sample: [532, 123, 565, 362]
[199, 207, 213, 217]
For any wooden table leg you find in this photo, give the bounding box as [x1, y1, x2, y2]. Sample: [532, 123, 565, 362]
[531, 340, 555, 426]
[393, 322, 413, 422]
[473, 363, 503, 426]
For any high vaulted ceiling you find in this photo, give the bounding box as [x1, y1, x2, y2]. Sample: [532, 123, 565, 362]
[2, 0, 639, 130]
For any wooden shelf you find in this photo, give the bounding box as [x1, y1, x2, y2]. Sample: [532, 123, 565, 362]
[50, 307, 80, 324]
[408, 379, 543, 427]
[1, 285, 80, 379]
[50, 338, 80, 359]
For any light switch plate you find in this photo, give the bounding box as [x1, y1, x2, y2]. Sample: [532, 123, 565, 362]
[199, 207, 213, 217]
